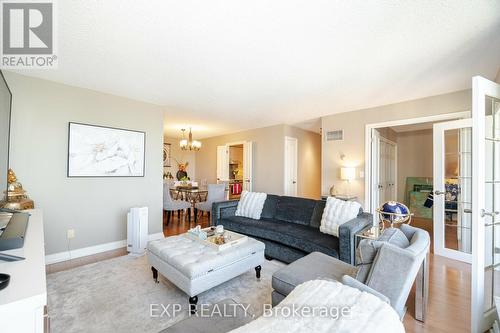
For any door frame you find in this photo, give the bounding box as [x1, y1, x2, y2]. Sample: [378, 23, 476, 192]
[432, 118, 473, 263]
[284, 136, 298, 196]
[364, 111, 471, 216]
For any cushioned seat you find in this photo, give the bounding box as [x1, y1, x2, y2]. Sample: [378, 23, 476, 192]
[271, 251, 357, 305]
[221, 216, 339, 258]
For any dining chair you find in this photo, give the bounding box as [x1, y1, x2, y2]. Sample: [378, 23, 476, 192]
[163, 183, 191, 225]
[194, 184, 226, 223]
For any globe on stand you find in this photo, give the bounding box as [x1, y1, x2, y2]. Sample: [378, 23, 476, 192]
[376, 201, 412, 229]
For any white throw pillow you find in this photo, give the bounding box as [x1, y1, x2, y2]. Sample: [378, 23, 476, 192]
[235, 191, 267, 220]
[320, 197, 361, 237]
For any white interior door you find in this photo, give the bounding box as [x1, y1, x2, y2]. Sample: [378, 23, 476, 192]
[383, 139, 397, 202]
[471, 76, 500, 333]
[284, 136, 298, 196]
[216, 145, 229, 182]
[370, 129, 381, 215]
[243, 141, 253, 192]
[433, 119, 472, 263]
[379, 140, 387, 204]
[374, 133, 397, 208]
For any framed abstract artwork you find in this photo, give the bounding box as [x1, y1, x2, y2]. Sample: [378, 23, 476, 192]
[67, 122, 146, 177]
[163, 143, 171, 167]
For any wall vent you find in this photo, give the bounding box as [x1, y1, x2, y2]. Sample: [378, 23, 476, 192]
[325, 129, 343, 141]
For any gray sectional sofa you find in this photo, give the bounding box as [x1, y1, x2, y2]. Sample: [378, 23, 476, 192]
[212, 195, 372, 264]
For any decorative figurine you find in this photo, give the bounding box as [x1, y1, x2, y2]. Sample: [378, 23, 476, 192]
[0, 169, 34, 210]
[176, 161, 189, 181]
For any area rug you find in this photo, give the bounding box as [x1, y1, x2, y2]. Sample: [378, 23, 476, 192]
[46, 254, 285, 333]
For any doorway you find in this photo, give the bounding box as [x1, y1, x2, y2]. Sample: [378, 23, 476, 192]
[366, 111, 471, 262]
[217, 141, 254, 199]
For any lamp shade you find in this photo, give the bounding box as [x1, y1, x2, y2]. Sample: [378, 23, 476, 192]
[340, 167, 356, 181]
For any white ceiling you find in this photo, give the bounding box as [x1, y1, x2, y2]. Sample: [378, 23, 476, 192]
[12, 1, 500, 139]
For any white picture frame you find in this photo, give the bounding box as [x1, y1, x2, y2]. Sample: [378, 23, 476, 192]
[67, 122, 145, 177]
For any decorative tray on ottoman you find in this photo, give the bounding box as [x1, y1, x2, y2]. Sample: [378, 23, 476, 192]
[184, 227, 248, 251]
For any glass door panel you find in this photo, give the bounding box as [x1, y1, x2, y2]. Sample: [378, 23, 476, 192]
[433, 119, 473, 262]
[443, 128, 472, 253]
[484, 95, 500, 317]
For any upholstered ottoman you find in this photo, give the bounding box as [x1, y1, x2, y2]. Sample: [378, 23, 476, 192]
[271, 251, 357, 306]
[147, 234, 265, 312]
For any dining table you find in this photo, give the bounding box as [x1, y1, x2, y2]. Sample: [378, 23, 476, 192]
[173, 187, 208, 219]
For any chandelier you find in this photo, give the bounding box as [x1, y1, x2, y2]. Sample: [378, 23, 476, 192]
[180, 128, 201, 151]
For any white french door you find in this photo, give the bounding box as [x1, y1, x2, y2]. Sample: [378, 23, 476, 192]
[381, 138, 397, 203]
[243, 141, 253, 192]
[433, 119, 472, 263]
[284, 136, 298, 196]
[216, 145, 229, 182]
[471, 76, 500, 333]
[370, 130, 397, 214]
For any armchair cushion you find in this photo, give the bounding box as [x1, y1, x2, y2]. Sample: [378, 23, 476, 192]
[341, 275, 390, 304]
[355, 228, 410, 282]
[272, 252, 357, 296]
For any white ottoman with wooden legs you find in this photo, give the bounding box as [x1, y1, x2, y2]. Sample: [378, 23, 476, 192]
[147, 233, 265, 313]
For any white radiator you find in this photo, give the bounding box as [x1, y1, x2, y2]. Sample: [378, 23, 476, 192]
[127, 207, 148, 255]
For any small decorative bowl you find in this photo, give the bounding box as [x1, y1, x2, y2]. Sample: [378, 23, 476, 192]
[0, 273, 10, 291]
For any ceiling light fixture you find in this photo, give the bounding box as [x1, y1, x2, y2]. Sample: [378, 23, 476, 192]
[180, 128, 201, 151]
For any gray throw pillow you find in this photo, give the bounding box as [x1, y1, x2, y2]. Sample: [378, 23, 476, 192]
[355, 228, 410, 282]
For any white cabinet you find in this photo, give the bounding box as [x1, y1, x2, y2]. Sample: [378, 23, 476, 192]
[0, 209, 47, 333]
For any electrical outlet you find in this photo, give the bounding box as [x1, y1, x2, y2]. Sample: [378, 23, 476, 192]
[67, 229, 75, 239]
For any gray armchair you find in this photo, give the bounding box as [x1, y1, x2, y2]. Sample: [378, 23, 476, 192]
[271, 224, 430, 321]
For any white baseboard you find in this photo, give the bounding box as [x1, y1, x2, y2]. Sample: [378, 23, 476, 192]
[45, 232, 165, 265]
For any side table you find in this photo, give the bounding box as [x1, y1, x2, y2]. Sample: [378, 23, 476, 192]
[354, 225, 382, 265]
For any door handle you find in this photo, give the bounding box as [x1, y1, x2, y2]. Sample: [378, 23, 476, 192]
[292, 181, 297, 184]
[481, 209, 500, 217]
[463, 209, 472, 214]
[434, 190, 446, 195]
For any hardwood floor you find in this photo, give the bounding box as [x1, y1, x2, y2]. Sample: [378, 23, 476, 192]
[404, 217, 471, 332]
[163, 210, 211, 236]
[47, 214, 471, 332]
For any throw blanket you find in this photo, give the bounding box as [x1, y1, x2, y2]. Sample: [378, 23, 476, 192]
[320, 197, 361, 237]
[230, 279, 404, 333]
[235, 191, 267, 220]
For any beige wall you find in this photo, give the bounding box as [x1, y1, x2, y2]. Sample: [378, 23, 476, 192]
[321, 89, 471, 207]
[195, 125, 285, 194]
[396, 129, 433, 202]
[194, 124, 321, 198]
[5, 73, 164, 255]
[163, 136, 196, 180]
